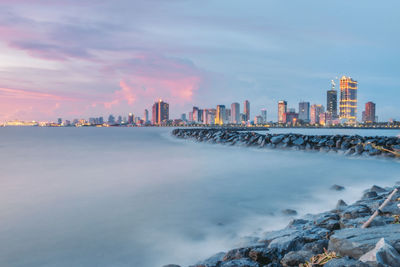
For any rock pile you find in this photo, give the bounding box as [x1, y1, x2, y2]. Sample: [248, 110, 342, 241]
[171, 129, 400, 158]
[162, 184, 400, 267]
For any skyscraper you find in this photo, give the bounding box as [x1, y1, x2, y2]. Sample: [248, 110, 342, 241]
[192, 106, 199, 122]
[244, 100, 250, 121]
[327, 80, 338, 119]
[298, 102, 310, 123]
[231, 102, 240, 124]
[364, 102, 376, 123]
[128, 113, 134, 124]
[215, 105, 226, 125]
[278, 100, 287, 123]
[261, 109, 267, 123]
[339, 76, 358, 124]
[310, 104, 324, 125]
[144, 109, 149, 123]
[152, 99, 169, 125]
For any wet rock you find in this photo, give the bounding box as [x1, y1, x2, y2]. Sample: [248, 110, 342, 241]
[292, 137, 304, 146]
[331, 184, 345, 191]
[336, 199, 348, 210]
[328, 224, 400, 259]
[280, 250, 313, 267]
[302, 239, 329, 254]
[220, 259, 259, 267]
[163, 265, 181, 267]
[282, 209, 297, 216]
[190, 252, 225, 267]
[355, 144, 364, 154]
[362, 191, 378, 199]
[323, 257, 369, 267]
[271, 135, 284, 144]
[360, 238, 400, 266]
[341, 204, 371, 219]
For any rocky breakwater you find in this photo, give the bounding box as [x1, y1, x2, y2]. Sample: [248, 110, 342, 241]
[163, 184, 400, 267]
[171, 129, 400, 158]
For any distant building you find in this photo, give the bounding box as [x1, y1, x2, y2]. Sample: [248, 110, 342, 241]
[152, 99, 169, 125]
[231, 102, 240, 124]
[205, 109, 216, 125]
[239, 113, 246, 123]
[261, 109, 267, 123]
[310, 104, 324, 125]
[278, 100, 287, 123]
[244, 100, 250, 121]
[225, 108, 231, 123]
[192, 107, 200, 122]
[128, 113, 134, 124]
[327, 80, 338, 119]
[215, 105, 226, 125]
[181, 113, 187, 121]
[339, 76, 358, 124]
[299, 102, 310, 123]
[319, 112, 332, 126]
[99, 117, 104, 124]
[283, 111, 298, 125]
[364, 101, 376, 123]
[188, 112, 193, 122]
[254, 115, 264, 125]
[108, 114, 115, 124]
[144, 109, 149, 123]
[57, 118, 62, 125]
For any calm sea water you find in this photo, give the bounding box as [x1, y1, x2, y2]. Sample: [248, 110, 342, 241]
[0, 127, 399, 267]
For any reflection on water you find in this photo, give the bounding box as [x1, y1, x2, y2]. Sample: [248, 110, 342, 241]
[0, 127, 399, 267]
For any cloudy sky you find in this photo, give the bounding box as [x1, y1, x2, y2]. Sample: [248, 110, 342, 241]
[0, 0, 399, 122]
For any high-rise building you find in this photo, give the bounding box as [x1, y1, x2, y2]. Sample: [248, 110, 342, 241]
[319, 112, 332, 126]
[192, 107, 200, 122]
[152, 99, 169, 125]
[57, 118, 62, 125]
[244, 100, 250, 121]
[144, 109, 149, 123]
[339, 76, 358, 124]
[205, 109, 216, 125]
[364, 102, 376, 123]
[278, 100, 287, 123]
[283, 111, 298, 125]
[225, 109, 231, 123]
[215, 105, 226, 125]
[108, 114, 115, 124]
[261, 109, 267, 123]
[310, 104, 324, 125]
[231, 102, 240, 124]
[327, 80, 338, 119]
[128, 113, 134, 124]
[181, 113, 187, 121]
[299, 102, 310, 123]
[254, 115, 263, 125]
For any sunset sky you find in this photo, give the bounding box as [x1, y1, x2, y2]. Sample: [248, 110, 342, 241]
[0, 0, 399, 122]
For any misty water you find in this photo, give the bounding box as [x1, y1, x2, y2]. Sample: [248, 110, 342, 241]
[0, 127, 399, 267]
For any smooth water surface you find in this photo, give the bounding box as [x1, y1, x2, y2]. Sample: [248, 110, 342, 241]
[0, 127, 399, 267]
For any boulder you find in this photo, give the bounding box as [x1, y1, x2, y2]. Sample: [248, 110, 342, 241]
[190, 252, 225, 267]
[270, 135, 284, 145]
[359, 238, 400, 266]
[340, 204, 371, 219]
[220, 259, 259, 267]
[280, 250, 313, 267]
[331, 184, 345, 191]
[362, 191, 378, 199]
[323, 257, 369, 267]
[328, 224, 400, 259]
[335, 199, 348, 210]
[282, 209, 298, 216]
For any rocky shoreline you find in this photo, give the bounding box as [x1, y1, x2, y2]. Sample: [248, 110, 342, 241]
[164, 183, 400, 267]
[164, 129, 400, 267]
[171, 128, 400, 158]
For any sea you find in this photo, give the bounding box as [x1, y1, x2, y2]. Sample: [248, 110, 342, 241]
[0, 127, 399, 267]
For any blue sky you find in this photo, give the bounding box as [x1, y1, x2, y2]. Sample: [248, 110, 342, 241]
[0, 0, 399, 121]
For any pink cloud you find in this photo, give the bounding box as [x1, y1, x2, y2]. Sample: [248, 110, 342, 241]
[104, 54, 203, 109]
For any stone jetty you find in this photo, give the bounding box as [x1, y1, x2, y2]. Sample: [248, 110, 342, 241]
[171, 128, 400, 158]
[163, 183, 400, 267]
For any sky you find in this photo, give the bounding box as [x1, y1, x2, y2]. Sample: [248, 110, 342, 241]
[0, 0, 399, 122]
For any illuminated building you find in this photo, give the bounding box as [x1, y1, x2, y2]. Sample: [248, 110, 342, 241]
[254, 115, 263, 124]
[283, 111, 298, 125]
[278, 100, 287, 123]
[299, 102, 310, 123]
[152, 99, 169, 125]
[192, 107, 199, 122]
[327, 80, 338, 119]
[215, 105, 226, 125]
[244, 100, 250, 121]
[181, 113, 187, 121]
[364, 101, 376, 123]
[128, 113, 134, 124]
[319, 112, 332, 126]
[339, 76, 358, 124]
[231, 102, 240, 124]
[310, 104, 324, 125]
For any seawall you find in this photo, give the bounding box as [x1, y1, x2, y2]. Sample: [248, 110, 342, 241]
[171, 128, 400, 158]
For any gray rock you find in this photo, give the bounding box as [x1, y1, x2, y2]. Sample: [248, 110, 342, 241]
[323, 257, 369, 267]
[293, 138, 304, 146]
[220, 259, 259, 267]
[280, 250, 313, 267]
[362, 191, 378, 199]
[163, 265, 181, 267]
[331, 184, 345, 191]
[271, 135, 284, 144]
[328, 224, 400, 259]
[191, 252, 225, 267]
[282, 209, 297, 216]
[302, 239, 329, 254]
[341, 204, 371, 219]
[370, 185, 387, 193]
[336, 199, 348, 210]
[360, 238, 400, 266]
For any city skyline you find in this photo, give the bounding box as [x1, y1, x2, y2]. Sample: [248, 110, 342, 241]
[0, 1, 399, 122]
